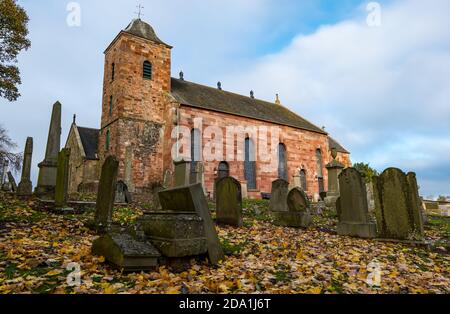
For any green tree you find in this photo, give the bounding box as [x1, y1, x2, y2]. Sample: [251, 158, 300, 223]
[0, 0, 31, 102]
[0, 124, 22, 171]
[353, 162, 379, 183]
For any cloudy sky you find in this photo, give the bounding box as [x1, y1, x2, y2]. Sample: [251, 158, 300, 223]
[1, 0, 449, 197]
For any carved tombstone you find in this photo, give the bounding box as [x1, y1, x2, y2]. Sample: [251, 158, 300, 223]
[271, 185, 312, 228]
[17, 137, 33, 197]
[174, 160, 190, 187]
[336, 168, 376, 238]
[324, 148, 344, 209]
[269, 179, 289, 212]
[54, 148, 72, 210]
[36, 102, 61, 198]
[94, 156, 119, 233]
[373, 168, 424, 241]
[216, 177, 243, 227]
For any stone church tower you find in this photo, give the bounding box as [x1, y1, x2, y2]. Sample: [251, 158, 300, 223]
[99, 19, 173, 194]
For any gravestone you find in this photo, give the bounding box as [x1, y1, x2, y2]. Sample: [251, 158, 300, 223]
[150, 184, 224, 265]
[269, 179, 289, 212]
[54, 148, 72, 210]
[373, 168, 424, 241]
[241, 180, 248, 199]
[7, 172, 17, 193]
[190, 162, 204, 185]
[336, 168, 376, 238]
[324, 148, 344, 209]
[36, 102, 61, 198]
[174, 160, 190, 187]
[17, 137, 33, 197]
[94, 156, 119, 233]
[123, 145, 134, 192]
[115, 180, 132, 204]
[271, 186, 312, 228]
[162, 169, 173, 189]
[216, 177, 243, 227]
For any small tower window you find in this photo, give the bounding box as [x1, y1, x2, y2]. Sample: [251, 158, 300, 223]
[143, 61, 152, 80]
[111, 63, 115, 81]
[105, 130, 110, 150]
[109, 96, 113, 117]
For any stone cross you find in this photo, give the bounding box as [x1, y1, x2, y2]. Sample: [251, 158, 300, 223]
[269, 179, 289, 212]
[17, 137, 33, 197]
[54, 148, 71, 209]
[336, 168, 376, 238]
[216, 176, 243, 227]
[36, 101, 62, 198]
[7, 172, 17, 193]
[94, 156, 119, 233]
[373, 168, 424, 241]
[174, 159, 190, 187]
[324, 148, 344, 209]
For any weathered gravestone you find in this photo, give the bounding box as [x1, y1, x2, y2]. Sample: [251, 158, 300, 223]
[336, 168, 376, 238]
[174, 160, 190, 187]
[373, 168, 424, 241]
[17, 137, 33, 197]
[54, 148, 72, 211]
[92, 156, 161, 271]
[216, 176, 243, 227]
[94, 156, 119, 233]
[271, 186, 312, 228]
[7, 172, 17, 193]
[138, 183, 224, 265]
[115, 180, 132, 204]
[324, 148, 344, 209]
[36, 102, 61, 198]
[269, 179, 289, 213]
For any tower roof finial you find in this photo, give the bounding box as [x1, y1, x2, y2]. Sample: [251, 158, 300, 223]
[135, 4, 144, 19]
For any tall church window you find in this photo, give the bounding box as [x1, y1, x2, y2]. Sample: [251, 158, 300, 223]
[111, 63, 115, 81]
[278, 143, 288, 181]
[109, 96, 113, 117]
[190, 128, 201, 180]
[218, 161, 230, 179]
[143, 61, 152, 80]
[244, 137, 257, 189]
[316, 149, 324, 193]
[300, 169, 307, 191]
[105, 130, 110, 150]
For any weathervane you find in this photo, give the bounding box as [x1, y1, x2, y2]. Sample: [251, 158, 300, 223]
[135, 4, 144, 19]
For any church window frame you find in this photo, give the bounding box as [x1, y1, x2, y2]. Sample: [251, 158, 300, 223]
[111, 63, 115, 81]
[143, 61, 152, 80]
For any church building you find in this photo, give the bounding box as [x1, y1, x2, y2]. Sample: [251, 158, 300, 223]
[65, 18, 351, 201]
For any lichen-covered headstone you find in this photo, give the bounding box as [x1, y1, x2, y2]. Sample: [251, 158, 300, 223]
[17, 137, 33, 197]
[54, 148, 71, 210]
[216, 176, 243, 227]
[373, 168, 424, 241]
[272, 187, 312, 228]
[336, 168, 376, 238]
[94, 156, 119, 233]
[269, 179, 289, 212]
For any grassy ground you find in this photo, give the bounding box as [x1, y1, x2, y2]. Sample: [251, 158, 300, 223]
[0, 194, 448, 294]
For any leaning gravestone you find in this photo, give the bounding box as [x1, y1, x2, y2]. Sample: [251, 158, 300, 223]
[269, 179, 289, 212]
[336, 168, 376, 238]
[7, 172, 17, 193]
[94, 156, 119, 233]
[54, 148, 72, 211]
[17, 137, 33, 197]
[373, 168, 424, 241]
[216, 176, 243, 227]
[272, 186, 312, 228]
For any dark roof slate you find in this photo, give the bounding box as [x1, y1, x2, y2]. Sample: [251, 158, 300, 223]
[328, 136, 349, 154]
[77, 127, 99, 160]
[170, 78, 326, 134]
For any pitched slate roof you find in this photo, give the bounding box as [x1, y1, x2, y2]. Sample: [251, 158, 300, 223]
[328, 136, 349, 154]
[170, 78, 327, 134]
[124, 19, 171, 48]
[77, 127, 99, 160]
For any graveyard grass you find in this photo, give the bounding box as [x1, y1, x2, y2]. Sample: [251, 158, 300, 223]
[0, 196, 449, 294]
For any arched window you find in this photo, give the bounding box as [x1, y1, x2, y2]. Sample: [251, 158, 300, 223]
[278, 143, 288, 180]
[105, 130, 110, 150]
[300, 169, 307, 191]
[244, 137, 257, 189]
[316, 149, 324, 193]
[218, 161, 230, 179]
[111, 63, 115, 81]
[109, 96, 113, 117]
[143, 61, 152, 80]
